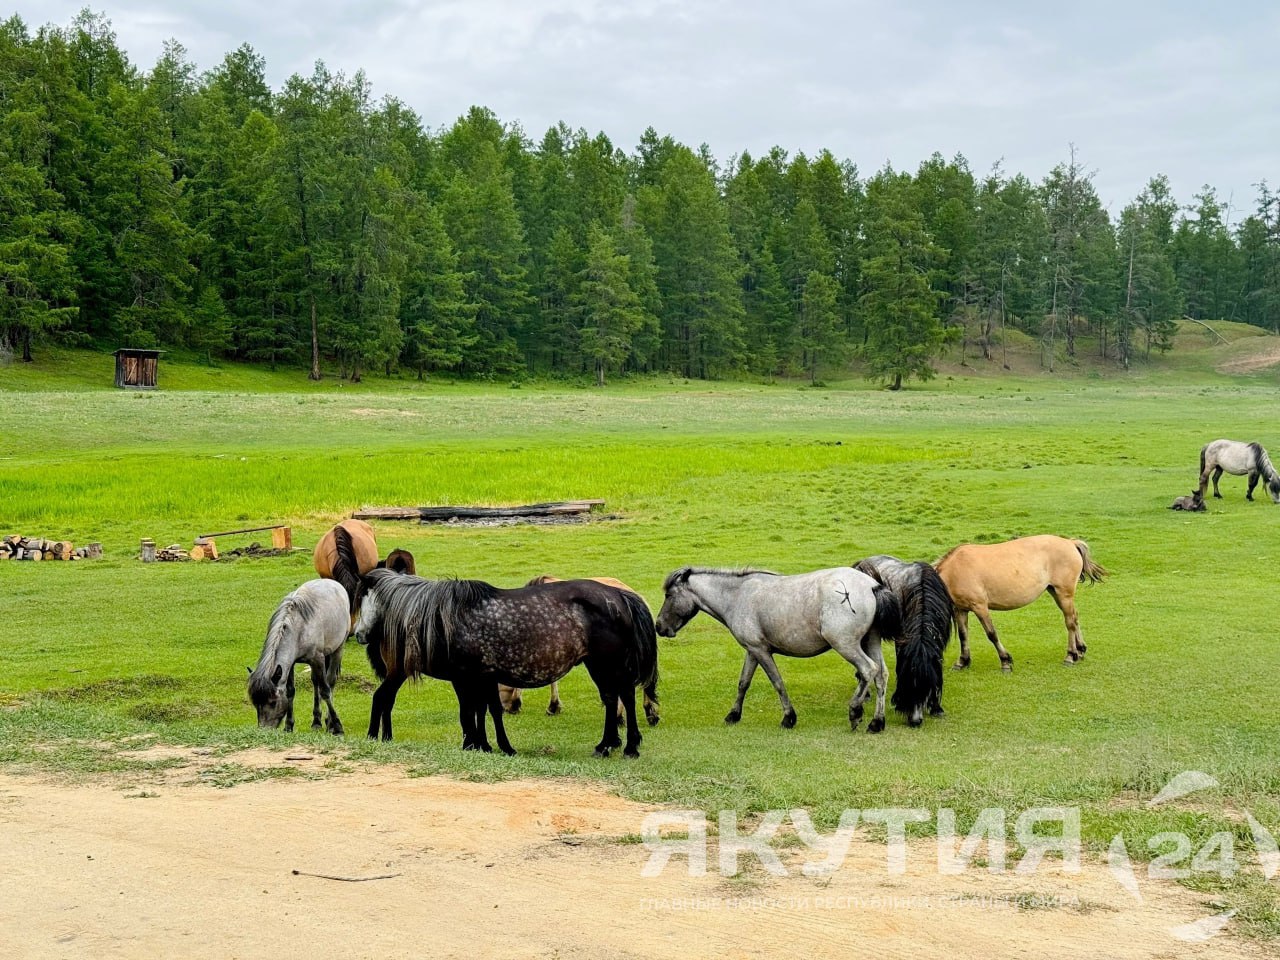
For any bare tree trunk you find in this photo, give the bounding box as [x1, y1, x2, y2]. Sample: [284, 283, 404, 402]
[308, 294, 321, 381]
[1122, 229, 1136, 370]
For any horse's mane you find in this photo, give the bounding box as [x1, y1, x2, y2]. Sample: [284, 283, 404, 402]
[662, 566, 780, 592]
[249, 592, 319, 705]
[366, 569, 498, 678]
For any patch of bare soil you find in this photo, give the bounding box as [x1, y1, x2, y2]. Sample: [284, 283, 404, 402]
[0, 752, 1270, 959]
[1216, 338, 1280, 374]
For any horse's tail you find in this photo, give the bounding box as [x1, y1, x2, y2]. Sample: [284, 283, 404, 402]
[619, 588, 659, 697]
[331, 525, 364, 614]
[1199, 443, 1207, 479]
[887, 566, 951, 719]
[870, 581, 902, 643]
[1074, 540, 1108, 584]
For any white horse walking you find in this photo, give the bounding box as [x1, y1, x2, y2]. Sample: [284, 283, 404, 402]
[1198, 439, 1280, 503]
[655, 567, 901, 733]
[248, 578, 350, 734]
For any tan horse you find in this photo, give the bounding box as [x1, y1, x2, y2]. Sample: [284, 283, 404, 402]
[313, 520, 416, 620]
[935, 535, 1107, 671]
[499, 575, 660, 726]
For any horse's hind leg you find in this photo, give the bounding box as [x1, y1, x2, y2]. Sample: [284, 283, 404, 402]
[973, 606, 1013, 672]
[1212, 466, 1224, 498]
[547, 680, 562, 716]
[951, 610, 972, 670]
[1048, 587, 1085, 665]
[584, 659, 622, 757]
[725, 651, 759, 724]
[620, 685, 642, 759]
[318, 654, 344, 736]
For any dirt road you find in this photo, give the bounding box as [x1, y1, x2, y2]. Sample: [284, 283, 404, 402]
[0, 751, 1269, 959]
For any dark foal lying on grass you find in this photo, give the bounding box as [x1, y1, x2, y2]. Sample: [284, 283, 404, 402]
[1170, 490, 1206, 511]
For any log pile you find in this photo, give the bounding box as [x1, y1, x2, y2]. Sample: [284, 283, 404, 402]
[140, 539, 192, 562]
[0, 535, 102, 561]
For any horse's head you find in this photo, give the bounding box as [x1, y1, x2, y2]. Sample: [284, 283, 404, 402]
[351, 576, 384, 648]
[248, 663, 290, 729]
[1268, 478, 1280, 504]
[655, 567, 699, 637]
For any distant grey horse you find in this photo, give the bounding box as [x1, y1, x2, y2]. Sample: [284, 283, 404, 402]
[1198, 439, 1280, 503]
[248, 578, 350, 734]
[655, 567, 901, 733]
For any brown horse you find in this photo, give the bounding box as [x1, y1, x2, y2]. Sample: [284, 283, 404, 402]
[935, 535, 1107, 671]
[499, 575, 660, 726]
[313, 520, 416, 615]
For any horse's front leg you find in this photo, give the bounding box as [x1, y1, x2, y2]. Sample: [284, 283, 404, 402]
[454, 681, 486, 751]
[973, 606, 1013, 672]
[753, 650, 797, 728]
[485, 684, 517, 756]
[725, 650, 759, 724]
[866, 638, 887, 733]
[951, 610, 972, 670]
[284, 666, 296, 733]
[308, 659, 324, 730]
[1247, 471, 1260, 501]
[368, 672, 404, 741]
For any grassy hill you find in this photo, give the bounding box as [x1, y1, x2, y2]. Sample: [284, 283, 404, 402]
[2, 319, 1277, 394]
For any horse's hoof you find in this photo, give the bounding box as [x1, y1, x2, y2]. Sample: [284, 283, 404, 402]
[311, 722, 322, 731]
[593, 746, 612, 759]
[500, 746, 517, 757]
[724, 710, 741, 725]
[780, 711, 797, 729]
[868, 717, 885, 734]
[907, 715, 923, 728]
[1078, 643, 1087, 655]
[646, 715, 660, 727]
[1001, 663, 1013, 673]
[1063, 657, 1077, 666]
[330, 725, 345, 736]
[1214, 493, 1223, 499]
[506, 701, 521, 715]
[380, 733, 393, 743]
[951, 660, 970, 671]
[623, 748, 640, 759]
[463, 741, 479, 751]
[930, 706, 946, 717]
[546, 701, 561, 716]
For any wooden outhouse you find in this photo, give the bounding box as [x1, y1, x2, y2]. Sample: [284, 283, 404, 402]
[113, 348, 162, 389]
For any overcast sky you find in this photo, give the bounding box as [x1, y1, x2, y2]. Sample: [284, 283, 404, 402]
[15, 1, 1278, 217]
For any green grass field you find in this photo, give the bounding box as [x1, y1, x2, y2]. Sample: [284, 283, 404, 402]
[3, 329, 1280, 934]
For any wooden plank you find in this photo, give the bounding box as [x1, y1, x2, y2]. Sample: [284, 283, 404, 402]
[354, 500, 605, 522]
[271, 526, 292, 550]
[198, 524, 288, 538]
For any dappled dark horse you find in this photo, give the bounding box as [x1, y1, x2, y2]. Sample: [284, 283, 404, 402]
[353, 570, 659, 758]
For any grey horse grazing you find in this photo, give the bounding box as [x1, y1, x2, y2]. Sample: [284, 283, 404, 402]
[1198, 439, 1280, 503]
[248, 578, 350, 734]
[655, 567, 901, 733]
[853, 556, 951, 727]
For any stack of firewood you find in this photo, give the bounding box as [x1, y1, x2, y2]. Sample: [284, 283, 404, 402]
[140, 539, 193, 562]
[0, 536, 102, 561]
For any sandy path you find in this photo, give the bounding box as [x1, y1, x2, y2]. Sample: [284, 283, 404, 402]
[0, 753, 1270, 960]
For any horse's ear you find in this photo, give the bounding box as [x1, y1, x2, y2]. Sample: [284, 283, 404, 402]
[271, 664, 283, 684]
[246, 666, 252, 675]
